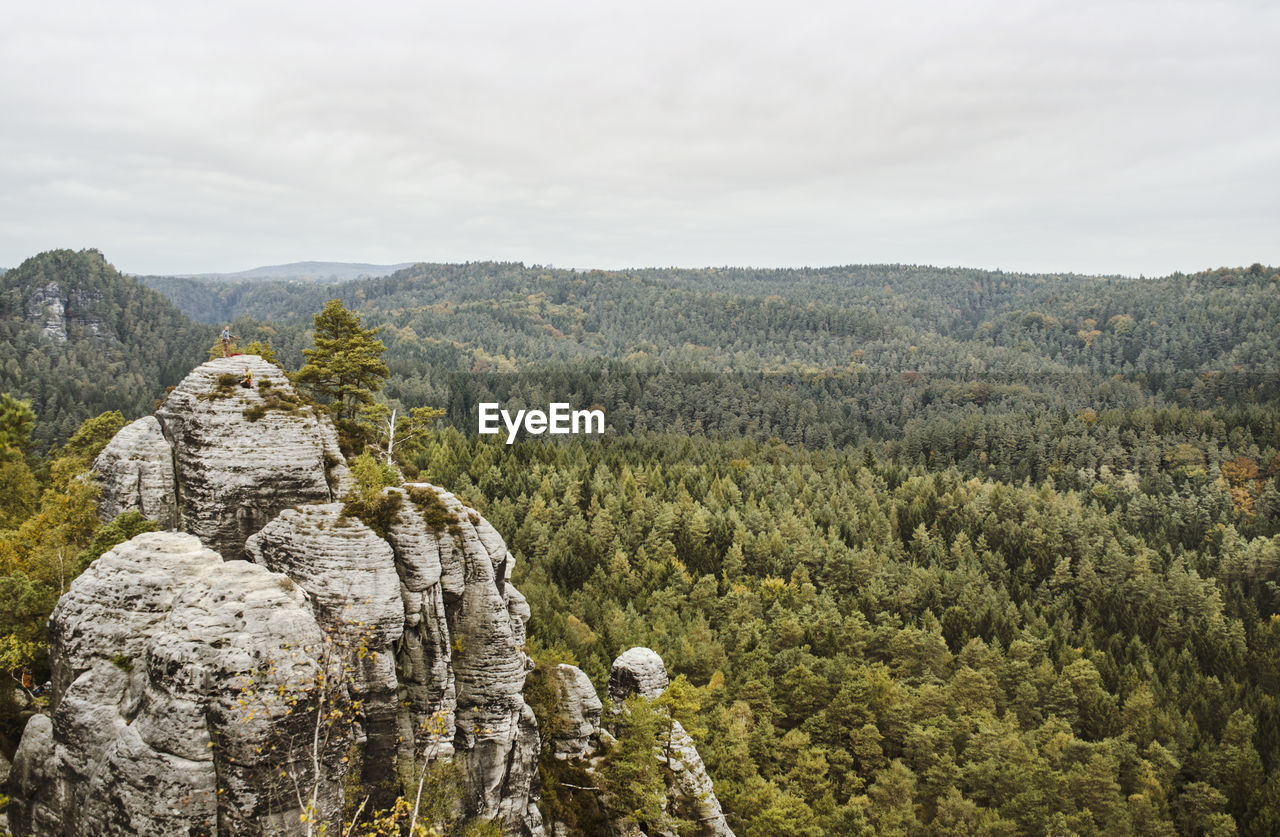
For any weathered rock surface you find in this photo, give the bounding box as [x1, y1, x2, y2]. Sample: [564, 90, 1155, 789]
[547, 665, 602, 760]
[387, 484, 541, 834]
[658, 719, 732, 837]
[245, 504, 402, 646]
[245, 503, 404, 808]
[233, 484, 544, 834]
[386, 490, 456, 762]
[545, 649, 734, 837]
[7, 532, 348, 837]
[7, 715, 58, 834]
[608, 646, 670, 704]
[92, 416, 178, 528]
[91, 356, 353, 556]
[154, 356, 346, 558]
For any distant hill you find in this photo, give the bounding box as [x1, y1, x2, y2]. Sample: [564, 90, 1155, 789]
[141, 259, 1280, 378]
[0, 249, 214, 445]
[166, 260, 417, 283]
[139, 261, 420, 325]
[133, 259, 1280, 457]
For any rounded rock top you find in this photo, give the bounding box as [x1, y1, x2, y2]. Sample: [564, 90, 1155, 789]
[608, 646, 669, 704]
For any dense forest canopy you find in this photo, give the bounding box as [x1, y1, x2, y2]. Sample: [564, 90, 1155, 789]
[138, 260, 1280, 505]
[141, 260, 1280, 399]
[3, 250, 1280, 833]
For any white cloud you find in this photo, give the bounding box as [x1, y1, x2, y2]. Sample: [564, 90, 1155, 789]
[1, 0, 1276, 274]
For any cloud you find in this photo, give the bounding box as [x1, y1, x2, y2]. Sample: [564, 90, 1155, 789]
[1, 0, 1276, 274]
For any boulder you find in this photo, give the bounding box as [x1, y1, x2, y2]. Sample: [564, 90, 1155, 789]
[608, 647, 670, 704]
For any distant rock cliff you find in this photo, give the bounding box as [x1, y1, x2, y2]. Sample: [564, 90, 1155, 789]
[23, 278, 110, 344]
[8, 356, 730, 836]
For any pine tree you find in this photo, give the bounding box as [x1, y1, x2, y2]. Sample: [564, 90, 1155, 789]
[294, 299, 389, 425]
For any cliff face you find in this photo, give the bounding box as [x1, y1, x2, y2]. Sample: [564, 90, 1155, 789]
[9, 356, 728, 837]
[93, 356, 349, 559]
[155, 356, 349, 559]
[7, 533, 346, 836]
[23, 279, 110, 344]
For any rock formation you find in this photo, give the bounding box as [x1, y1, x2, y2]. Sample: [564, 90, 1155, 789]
[92, 416, 178, 528]
[92, 356, 350, 559]
[154, 356, 349, 559]
[24, 279, 110, 344]
[244, 503, 406, 811]
[7, 533, 349, 836]
[543, 649, 735, 837]
[32, 355, 546, 834]
[10, 356, 729, 837]
[608, 647, 671, 704]
[546, 665, 602, 761]
[236, 484, 543, 833]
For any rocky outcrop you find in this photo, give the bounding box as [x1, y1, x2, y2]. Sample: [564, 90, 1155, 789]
[388, 484, 540, 833]
[232, 483, 542, 834]
[415, 486, 535, 820]
[543, 649, 734, 837]
[155, 356, 346, 559]
[607, 649, 732, 837]
[656, 720, 731, 837]
[26, 281, 68, 342]
[15, 356, 731, 837]
[608, 647, 670, 704]
[7, 715, 56, 834]
[245, 503, 404, 808]
[24, 280, 109, 344]
[92, 416, 178, 528]
[546, 665, 602, 760]
[56, 358, 548, 835]
[91, 356, 351, 557]
[7, 532, 349, 837]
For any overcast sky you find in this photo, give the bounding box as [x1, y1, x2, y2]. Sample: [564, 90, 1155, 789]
[2, 1, 1276, 276]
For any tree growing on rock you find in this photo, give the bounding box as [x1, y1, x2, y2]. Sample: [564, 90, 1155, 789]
[294, 299, 389, 453]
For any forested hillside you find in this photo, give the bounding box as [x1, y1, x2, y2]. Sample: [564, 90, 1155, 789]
[143, 262, 1280, 382]
[141, 261, 1280, 500]
[420, 429, 1280, 836]
[4, 253, 1280, 833]
[0, 250, 213, 446]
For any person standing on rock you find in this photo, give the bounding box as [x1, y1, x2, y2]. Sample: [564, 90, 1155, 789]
[221, 325, 236, 357]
